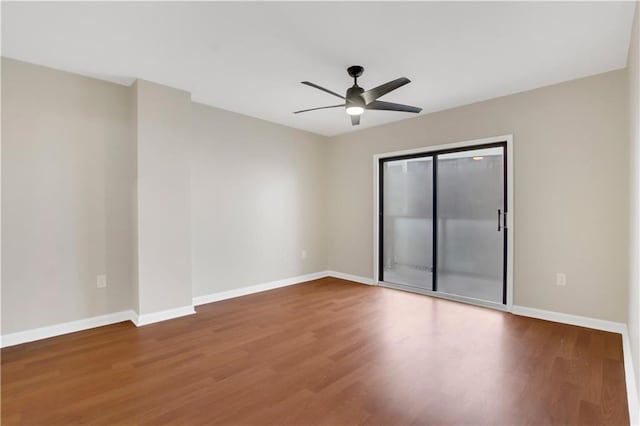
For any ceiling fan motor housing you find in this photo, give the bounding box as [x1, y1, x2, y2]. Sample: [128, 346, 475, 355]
[346, 86, 365, 108]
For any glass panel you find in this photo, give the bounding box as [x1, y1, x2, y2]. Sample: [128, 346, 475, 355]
[436, 147, 504, 303]
[382, 156, 433, 289]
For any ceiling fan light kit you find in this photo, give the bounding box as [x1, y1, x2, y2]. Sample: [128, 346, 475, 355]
[346, 106, 364, 116]
[294, 65, 422, 126]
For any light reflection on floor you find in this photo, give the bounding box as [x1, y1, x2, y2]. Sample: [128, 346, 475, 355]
[375, 287, 509, 423]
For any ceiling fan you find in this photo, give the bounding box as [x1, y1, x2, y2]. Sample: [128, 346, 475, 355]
[294, 65, 422, 126]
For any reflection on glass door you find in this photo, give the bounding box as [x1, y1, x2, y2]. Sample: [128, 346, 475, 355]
[382, 156, 433, 290]
[379, 142, 507, 307]
[436, 147, 505, 304]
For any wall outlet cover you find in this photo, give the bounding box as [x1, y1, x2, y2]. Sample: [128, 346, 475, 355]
[97, 275, 107, 288]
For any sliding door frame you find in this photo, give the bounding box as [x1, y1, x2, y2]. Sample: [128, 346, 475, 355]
[373, 134, 514, 312]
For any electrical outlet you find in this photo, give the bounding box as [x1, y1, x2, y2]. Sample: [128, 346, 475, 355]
[301, 250, 307, 259]
[96, 275, 107, 289]
[556, 273, 567, 286]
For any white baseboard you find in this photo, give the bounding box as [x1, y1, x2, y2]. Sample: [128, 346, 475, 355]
[192, 270, 375, 307]
[622, 326, 640, 425]
[192, 270, 377, 307]
[132, 305, 195, 326]
[326, 270, 374, 285]
[1, 270, 361, 345]
[1, 309, 136, 348]
[511, 305, 626, 333]
[193, 271, 329, 306]
[512, 304, 637, 423]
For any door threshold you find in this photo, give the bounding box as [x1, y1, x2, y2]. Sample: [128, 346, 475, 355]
[378, 281, 510, 312]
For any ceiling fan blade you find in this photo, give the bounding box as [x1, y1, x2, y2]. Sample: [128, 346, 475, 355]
[293, 104, 345, 114]
[301, 81, 345, 100]
[366, 100, 422, 114]
[351, 115, 360, 126]
[362, 77, 411, 104]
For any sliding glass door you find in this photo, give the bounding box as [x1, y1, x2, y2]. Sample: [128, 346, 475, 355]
[436, 147, 505, 304]
[379, 142, 507, 307]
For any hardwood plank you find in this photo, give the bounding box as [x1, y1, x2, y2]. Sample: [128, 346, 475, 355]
[1, 278, 629, 425]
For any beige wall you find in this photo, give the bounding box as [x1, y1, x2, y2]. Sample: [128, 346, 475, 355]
[1, 58, 329, 334]
[1, 58, 135, 334]
[135, 80, 193, 314]
[327, 69, 629, 322]
[628, 1, 640, 399]
[190, 103, 327, 296]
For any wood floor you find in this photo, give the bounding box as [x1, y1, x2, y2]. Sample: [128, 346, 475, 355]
[1, 277, 629, 425]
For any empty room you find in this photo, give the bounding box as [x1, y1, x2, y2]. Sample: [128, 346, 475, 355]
[1, 1, 639, 425]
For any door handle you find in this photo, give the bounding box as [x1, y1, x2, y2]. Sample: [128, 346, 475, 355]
[498, 209, 502, 232]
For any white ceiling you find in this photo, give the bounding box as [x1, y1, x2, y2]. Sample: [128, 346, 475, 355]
[2, 1, 636, 136]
